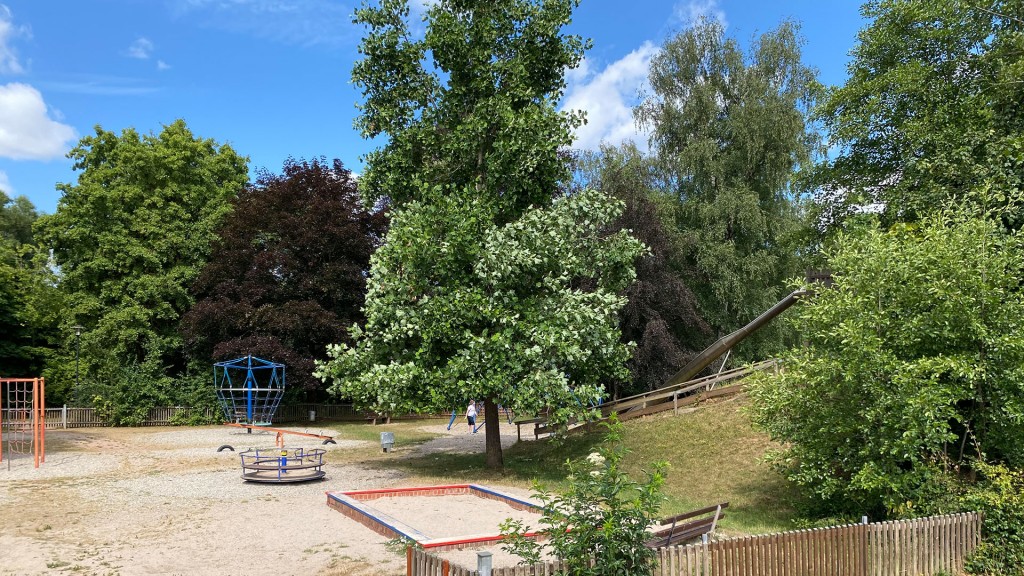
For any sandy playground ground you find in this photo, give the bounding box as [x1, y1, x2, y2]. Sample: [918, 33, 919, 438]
[0, 421, 536, 576]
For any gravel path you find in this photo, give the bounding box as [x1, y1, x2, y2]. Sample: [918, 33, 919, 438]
[0, 422, 539, 575]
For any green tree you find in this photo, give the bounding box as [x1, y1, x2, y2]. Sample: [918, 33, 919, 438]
[748, 212, 1024, 516]
[813, 0, 1024, 228]
[1, 190, 39, 245]
[318, 190, 643, 468]
[580, 144, 711, 397]
[36, 120, 248, 407]
[0, 192, 62, 384]
[352, 0, 588, 217]
[635, 19, 821, 361]
[321, 0, 634, 469]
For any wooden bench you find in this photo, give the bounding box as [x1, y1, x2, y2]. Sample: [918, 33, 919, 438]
[514, 416, 548, 441]
[364, 413, 391, 425]
[647, 502, 728, 548]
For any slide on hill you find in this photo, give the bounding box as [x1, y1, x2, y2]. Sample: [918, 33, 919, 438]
[523, 288, 813, 438]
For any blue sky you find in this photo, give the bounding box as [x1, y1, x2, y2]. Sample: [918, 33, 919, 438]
[0, 0, 865, 214]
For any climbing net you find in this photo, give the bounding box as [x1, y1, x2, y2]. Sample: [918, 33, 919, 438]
[1, 377, 46, 468]
[214, 356, 285, 426]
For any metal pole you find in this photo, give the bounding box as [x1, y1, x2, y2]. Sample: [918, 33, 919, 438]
[33, 377, 39, 468]
[72, 325, 83, 394]
[39, 377, 45, 462]
[476, 551, 492, 576]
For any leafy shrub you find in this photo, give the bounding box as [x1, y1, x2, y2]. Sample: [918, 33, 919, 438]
[167, 406, 219, 426]
[90, 357, 169, 426]
[501, 417, 666, 576]
[748, 214, 1024, 516]
[167, 370, 222, 425]
[962, 462, 1024, 575]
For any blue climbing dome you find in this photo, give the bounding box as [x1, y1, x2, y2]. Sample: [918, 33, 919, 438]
[214, 355, 286, 425]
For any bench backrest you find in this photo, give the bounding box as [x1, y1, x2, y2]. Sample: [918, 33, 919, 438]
[647, 502, 728, 548]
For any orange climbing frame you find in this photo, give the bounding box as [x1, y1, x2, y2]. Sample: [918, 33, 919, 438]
[1, 377, 46, 468]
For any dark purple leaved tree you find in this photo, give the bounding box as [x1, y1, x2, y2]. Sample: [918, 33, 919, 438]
[182, 158, 387, 396]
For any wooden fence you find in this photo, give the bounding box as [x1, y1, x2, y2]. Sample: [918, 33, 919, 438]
[409, 512, 982, 576]
[653, 512, 981, 576]
[2, 403, 391, 429]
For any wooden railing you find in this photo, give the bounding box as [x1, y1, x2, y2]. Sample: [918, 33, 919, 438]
[409, 512, 982, 576]
[605, 360, 776, 420]
[525, 361, 776, 439]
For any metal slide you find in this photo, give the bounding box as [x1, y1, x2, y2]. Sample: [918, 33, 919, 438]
[660, 289, 813, 389]
[520, 288, 813, 437]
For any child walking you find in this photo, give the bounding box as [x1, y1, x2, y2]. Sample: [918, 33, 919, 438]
[466, 400, 477, 433]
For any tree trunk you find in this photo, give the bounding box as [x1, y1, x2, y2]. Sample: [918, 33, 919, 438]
[484, 397, 503, 469]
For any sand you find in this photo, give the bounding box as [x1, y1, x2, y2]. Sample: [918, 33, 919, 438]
[0, 422, 537, 575]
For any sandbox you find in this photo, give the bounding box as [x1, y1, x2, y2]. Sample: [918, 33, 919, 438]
[326, 484, 543, 550]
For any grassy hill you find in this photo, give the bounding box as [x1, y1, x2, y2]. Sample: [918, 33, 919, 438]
[615, 395, 803, 535]
[337, 393, 802, 536]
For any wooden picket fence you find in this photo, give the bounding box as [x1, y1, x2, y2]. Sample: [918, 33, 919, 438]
[409, 512, 982, 576]
[4, 403, 383, 429]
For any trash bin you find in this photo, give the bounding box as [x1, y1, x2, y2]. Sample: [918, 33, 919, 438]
[309, 410, 316, 422]
[380, 432, 395, 453]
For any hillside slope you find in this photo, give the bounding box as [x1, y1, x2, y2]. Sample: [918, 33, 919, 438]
[617, 394, 802, 535]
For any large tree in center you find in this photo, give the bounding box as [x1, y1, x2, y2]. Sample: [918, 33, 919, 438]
[317, 0, 642, 469]
[580, 144, 711, 397]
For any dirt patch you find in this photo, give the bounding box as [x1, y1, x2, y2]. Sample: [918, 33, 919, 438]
[0, 423, 538, 575]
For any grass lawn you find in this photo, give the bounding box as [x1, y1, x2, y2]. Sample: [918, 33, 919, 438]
[334, 395, 803, 536]
[320, 419, 446, 466]
[618, 395, 804, 535]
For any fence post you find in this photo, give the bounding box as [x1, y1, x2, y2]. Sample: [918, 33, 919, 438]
[407, 547, 413, 576]
[477, 551, 492, 576]
[62, 404, 67, 429]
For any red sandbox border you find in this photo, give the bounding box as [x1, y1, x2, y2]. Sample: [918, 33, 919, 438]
[326, 484, 543, 551]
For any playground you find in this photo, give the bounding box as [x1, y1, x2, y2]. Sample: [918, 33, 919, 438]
[0, 303, 813, 576]
[0, 420, 530, 576]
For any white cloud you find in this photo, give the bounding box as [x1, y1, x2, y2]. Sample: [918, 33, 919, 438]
[0, 169, 12, 193]
[673, 0, 728, 28]
[409, 0, 438, 17]
[157, 59, 171, 71]
[561, 42, 659, 150]
[406, 0, 437, 37]
[127, 37, 154, 59]
[0, 83, 76, 160]
[169, 0, 353, 48]
[45, 74, 159, 96]
[0, 4, 30, 74]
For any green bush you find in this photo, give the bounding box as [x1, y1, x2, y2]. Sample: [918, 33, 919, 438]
[167, 369, 221, 425]
[962, 462, 1024, 575]
[501, 417, 666, 576]
[167, 406, 219, 426]
[90, 357, 169, 426]
[748, 214, 1024, 516]
[92, 383, 160, 427]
